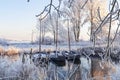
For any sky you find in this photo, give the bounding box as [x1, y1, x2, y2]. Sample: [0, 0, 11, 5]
[0, 0, 119, 41]
[0, 0, 50, 41]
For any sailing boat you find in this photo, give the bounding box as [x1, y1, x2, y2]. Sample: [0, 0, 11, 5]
[49, 13, 66, 66]
[32, 18, 49, 66]
[62, 19, 80, 63]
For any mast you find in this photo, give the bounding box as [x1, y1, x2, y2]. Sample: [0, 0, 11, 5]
[31, 30, 34, 44]
[55, 13, 59, 56]
[39, 19, 42, 52]
[67, 19, 71, 51]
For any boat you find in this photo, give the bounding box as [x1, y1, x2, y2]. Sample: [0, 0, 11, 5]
[32, 51, 49, 66]
[50, 51, 66, 66]
[62, 50, 80, 61]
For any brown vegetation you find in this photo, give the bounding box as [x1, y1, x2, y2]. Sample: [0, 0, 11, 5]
[5, 47, 19, 56]
[91, 58, 116, 80]
[0, 46, 5, 55]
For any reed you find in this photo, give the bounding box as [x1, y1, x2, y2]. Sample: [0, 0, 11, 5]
[6, 47, 19, 55]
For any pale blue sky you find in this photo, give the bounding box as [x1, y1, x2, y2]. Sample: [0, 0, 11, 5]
[0, 0, 117, 41]
[0, 0, 50, 41]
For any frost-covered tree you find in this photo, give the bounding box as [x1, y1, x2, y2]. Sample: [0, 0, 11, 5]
[36, 11, 69, 44]
[85, 0, 108, 41]
[62, 0, 88, 42]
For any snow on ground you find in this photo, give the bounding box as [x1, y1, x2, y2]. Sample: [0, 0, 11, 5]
[0, 38, 9, 45]
[111, 63, 120, 80]
[0, 40, 120, 54]
[0, 41, 94, 53]
[0, 55, 41, 80]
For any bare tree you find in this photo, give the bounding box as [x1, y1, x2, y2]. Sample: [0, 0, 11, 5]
[28, 0, 89, 43]
[49, 12, 58, 44]
[85, 0, 108, 42]
[89, 0, 120, 60]
[63, 0, 88, 42]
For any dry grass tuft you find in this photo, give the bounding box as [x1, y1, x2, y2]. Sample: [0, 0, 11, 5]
[6, 47, 19, 55]
[91, 58, 116, 80]
[0, 46, 5, 55]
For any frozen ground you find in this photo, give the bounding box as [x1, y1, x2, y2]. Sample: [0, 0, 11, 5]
[0, 40, 107, 52]
[0, 41, 93, 53]
[1, 40, 120, 53]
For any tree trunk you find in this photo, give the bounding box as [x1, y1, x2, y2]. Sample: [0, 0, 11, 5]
[73, 21, 80, 42]
[90, 3, 94, 42]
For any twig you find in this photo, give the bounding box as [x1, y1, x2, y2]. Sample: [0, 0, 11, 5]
[81, 0, 88, 9]
[36, 0, 53, 20]
[105, 0, 117, 60]
[110, 22, 120, 46]
[93, 9, 119, 35]
[97, 7, 102, 21]
[69, 65, 80, 79]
